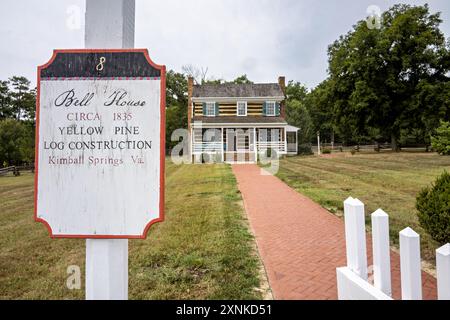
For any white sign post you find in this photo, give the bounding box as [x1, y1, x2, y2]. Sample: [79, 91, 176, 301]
[35, 0, 165, 299]
[317, 131, 321, 156]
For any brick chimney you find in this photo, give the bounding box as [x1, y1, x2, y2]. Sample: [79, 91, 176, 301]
[278, 76, 286, 118]
[187, 77, 194, 132]
[278, 76, 286, 95]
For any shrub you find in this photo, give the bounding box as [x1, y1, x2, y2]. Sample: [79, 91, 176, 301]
[0, 119, 34, 166]
[298, 143, 313, 155]
[416, 171, 450, 243]
[431, 121, 450, 155]
[322, 148, 331, 154]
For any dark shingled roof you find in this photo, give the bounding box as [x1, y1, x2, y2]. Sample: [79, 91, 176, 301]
[192, 116, 287, 124]
[192, 83, 284, 98]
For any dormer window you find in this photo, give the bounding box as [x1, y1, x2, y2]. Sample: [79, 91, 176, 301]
[237, 101, 247, 116]
[265, 101, 276, 116]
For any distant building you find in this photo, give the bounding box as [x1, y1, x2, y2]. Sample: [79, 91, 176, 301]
[187, 76, 299, 163]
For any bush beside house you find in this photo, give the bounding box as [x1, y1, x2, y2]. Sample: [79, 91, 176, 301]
[431, 121, 450, 155]
[416, 171, 450, 243]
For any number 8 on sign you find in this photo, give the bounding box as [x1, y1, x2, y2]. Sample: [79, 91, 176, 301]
[96, 57, 106, 71]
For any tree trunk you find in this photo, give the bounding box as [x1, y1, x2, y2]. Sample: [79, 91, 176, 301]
[391, 134, 400, 152]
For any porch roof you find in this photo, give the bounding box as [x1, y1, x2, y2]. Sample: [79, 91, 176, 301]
[286, 125, 300, 132]
[192, 116, 287, 125]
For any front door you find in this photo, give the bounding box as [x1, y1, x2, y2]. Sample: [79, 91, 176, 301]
[225, 129, 255, 163]
[237, 130, 250, 152]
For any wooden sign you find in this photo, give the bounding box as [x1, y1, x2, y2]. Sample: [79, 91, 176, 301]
[35, 49, 165, 238]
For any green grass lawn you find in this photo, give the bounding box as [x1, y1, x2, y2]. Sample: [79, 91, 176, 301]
[276, 152, 450, 262]
[0, 162, 264, 299]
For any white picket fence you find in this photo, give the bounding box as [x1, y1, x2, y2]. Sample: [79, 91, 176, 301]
[336, 197, 450, 300]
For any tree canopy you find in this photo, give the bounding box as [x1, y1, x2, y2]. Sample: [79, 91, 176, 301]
[325, 4, 449, 149]
[0, 77, 36, 166]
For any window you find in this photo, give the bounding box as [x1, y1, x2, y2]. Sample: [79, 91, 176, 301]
[266, 101, 276, 116]
[237, 101, 247, 116]
[205, 102, 216, 117]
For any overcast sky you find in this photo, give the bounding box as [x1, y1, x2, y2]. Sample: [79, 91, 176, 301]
[0, 0, 449, 89]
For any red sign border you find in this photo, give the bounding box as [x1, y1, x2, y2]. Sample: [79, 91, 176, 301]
[34, 49, 166, 239]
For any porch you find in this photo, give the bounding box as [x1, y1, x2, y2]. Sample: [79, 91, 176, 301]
[191, 126, 299, 163]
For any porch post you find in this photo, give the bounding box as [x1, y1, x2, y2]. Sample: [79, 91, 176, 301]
[221, 127, 224, 163]
[254, 127, 257, 162]
[296, 131, 298, 155]
[284, 127, 287, 153]
[190, 127, 193, 163]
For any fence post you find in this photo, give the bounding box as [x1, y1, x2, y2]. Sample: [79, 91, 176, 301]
[344, 197, 368, 280]
[399, 227, 422, 300]
[371, 209, 392, 296]
[436, 243, 450, 300]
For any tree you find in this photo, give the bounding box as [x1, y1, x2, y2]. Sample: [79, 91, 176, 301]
[326, 30, 377, 145]
[286, 99, 313, 154]
[19, 120, 35, 163]
[431, 121, 450, 155]
[0, 80, 12, 119]
[415, 79, 450, 147]
[165, 70, 189, 151]
[286, 80, 307, 101]
[166, 70, 188, 108]
[182, 64, 209, 84]
[23, 87, 36, 120]
[202, 78, 225, 85]
[327, 4, 449, 150]
[166, 105, 187, 151]
[0, 76, 36, 165]
[0, 119, 27, 166]
[231, 75, 253, 84]
[378, 4, 448, 150]
[9, 76, 36, 121]
[285, 81, 309, 131]
[305, 79, 336, 144]
[416, 171, 450, 243]
[284, 81, 314, 153]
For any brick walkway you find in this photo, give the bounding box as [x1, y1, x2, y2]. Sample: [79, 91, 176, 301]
[232, 164, 437, 300]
